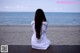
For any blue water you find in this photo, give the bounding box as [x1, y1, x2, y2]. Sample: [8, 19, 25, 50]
[0, 12, 80, 25]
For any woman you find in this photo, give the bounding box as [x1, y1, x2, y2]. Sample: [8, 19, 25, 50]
[31, 9, 51, 50]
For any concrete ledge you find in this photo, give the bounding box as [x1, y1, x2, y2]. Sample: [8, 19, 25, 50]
[8, 45, 80, 53]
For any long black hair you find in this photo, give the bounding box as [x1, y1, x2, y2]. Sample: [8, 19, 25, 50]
[34, 9, 47, 39]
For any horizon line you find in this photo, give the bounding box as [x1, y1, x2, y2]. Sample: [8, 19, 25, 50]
[0, 11, 80, 13]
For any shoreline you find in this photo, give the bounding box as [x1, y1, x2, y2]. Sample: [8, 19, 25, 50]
[0, 25, 80, 27]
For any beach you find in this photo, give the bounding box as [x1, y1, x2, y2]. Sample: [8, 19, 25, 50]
[0, 25, 80, 45]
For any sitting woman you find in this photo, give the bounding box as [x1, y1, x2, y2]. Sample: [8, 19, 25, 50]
[31, 9, 51, 50]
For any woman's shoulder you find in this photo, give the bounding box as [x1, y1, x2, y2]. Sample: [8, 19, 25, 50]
[42, 21, 47, 25]
[31, 21, 35, 25]
[31, 21, 48, 25]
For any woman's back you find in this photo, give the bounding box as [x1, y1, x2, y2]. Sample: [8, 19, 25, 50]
[31, 21, 51, 50]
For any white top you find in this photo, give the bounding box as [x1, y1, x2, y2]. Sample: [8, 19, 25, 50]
[31, 21, 51, 50]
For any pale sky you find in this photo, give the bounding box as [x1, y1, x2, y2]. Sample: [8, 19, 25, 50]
[0, 0, 80, 12]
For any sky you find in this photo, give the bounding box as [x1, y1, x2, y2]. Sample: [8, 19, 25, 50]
[0, 0, 80, 12]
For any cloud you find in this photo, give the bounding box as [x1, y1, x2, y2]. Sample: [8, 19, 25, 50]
[52, 7, 63, 12]
[56, 1, 80, 4]
[4, 5, 28, 9]
[0, 5, 29, 12]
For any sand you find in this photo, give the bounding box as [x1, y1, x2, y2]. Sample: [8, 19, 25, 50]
[0, 25, 80, 45]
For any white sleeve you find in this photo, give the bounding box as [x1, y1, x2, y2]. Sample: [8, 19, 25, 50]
[41, 23, 48, 34]
[31, 21, 35, 32]
[31, 21, 34, 25]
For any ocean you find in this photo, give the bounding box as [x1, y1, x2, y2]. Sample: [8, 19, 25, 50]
[0, 12, 80, 25]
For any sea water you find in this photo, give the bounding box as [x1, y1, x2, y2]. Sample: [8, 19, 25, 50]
[0, 12, 80, 25]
